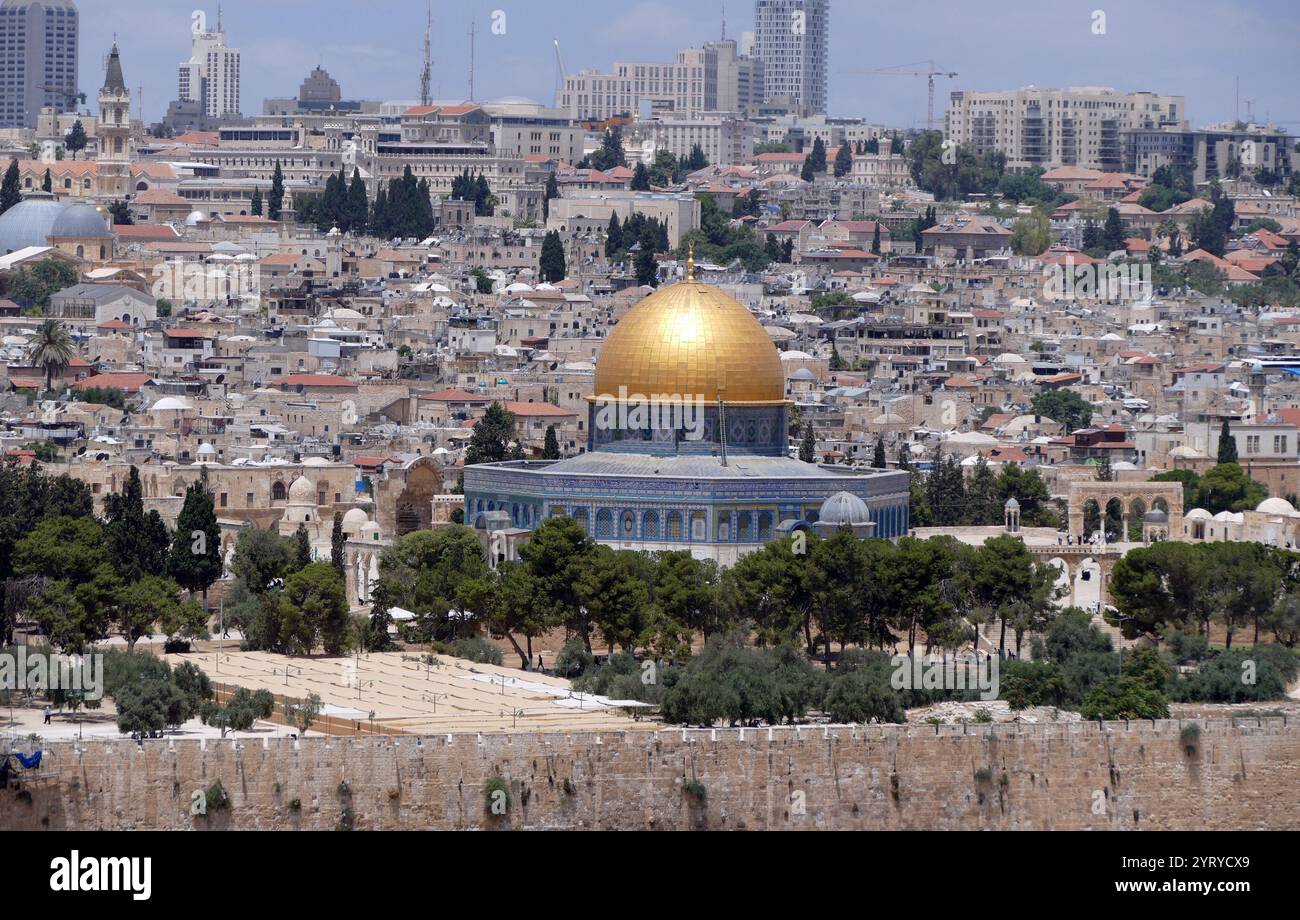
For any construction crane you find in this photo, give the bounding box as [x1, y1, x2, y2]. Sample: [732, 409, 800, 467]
[36, 84, 86, 110]
[845, 61, 957, 131]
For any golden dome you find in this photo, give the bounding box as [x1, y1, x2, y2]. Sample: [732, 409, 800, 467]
[594, 280, 786, 404]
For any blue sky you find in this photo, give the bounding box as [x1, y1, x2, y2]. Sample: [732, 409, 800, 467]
[78, 0, 1300, 128]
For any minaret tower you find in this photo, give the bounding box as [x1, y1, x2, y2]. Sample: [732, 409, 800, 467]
[97, 44, 131, 200]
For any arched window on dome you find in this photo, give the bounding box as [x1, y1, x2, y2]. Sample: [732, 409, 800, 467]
[737, 512, 753, 542]
[272, 481, 287, 502]
[690, 512, 706, 542]
[642, 511, 659, 541]
[572, 508, 589, 534]
[596, 509, 614, 539]
[758, 512, 774, 540]
[667, 512, 683, 540]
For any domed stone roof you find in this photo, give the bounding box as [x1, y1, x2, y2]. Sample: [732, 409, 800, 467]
[1257, 497, 1296, 515]
[1144, 508, 1169, 523]
[593, 279, 785, 403]
[819, 491, 870, 526]
[0, 193, 66, 254]
[288, 475, 316, 504]
[342, 508, 368, 527]
[50, 203, 111, 239]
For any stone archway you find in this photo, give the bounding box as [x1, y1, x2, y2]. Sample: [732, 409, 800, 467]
[1067, 481, 1184, 544]
[389, 458, 444, 536]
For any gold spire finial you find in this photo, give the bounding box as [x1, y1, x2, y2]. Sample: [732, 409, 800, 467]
[687, 240, 696, 281]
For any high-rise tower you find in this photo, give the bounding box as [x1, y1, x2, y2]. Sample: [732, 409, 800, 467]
[178, 7, 241, 118]
[0, 0, 79, 129]
[752, 0, 828, 115]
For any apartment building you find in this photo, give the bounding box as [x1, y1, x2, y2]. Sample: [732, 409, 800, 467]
[945, 86, 1185, 172]
[558, 40, 762, 122]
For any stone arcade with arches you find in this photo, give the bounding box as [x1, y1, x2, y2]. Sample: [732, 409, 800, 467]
[1067, 480, 1184, 544]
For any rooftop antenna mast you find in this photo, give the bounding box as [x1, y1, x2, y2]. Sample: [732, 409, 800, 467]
[420, 1, 433, 108]
[473, 18, 483, 102]
[721, 2, 726, 40]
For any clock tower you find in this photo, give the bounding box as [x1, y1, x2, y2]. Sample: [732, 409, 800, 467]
[96, 44, 131, 200]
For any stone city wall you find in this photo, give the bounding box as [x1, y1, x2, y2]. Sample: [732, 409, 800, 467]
[4, 719, 1298, 831]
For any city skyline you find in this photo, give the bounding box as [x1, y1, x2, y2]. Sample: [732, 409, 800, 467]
[69, 0, 1300, 129]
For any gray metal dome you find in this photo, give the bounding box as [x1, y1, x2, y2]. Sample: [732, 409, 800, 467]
[820, 491, 870, 526]
[1143, 508, 1169, 524]
[0, 193, 66, 255]
[50, 203, 111, 239]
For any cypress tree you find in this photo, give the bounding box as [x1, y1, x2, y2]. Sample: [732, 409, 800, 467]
[540, 230, 566, 282]
[605, 213, 623, 257]
[542, 425, 561, 460]
[872, 436, 887, 469]
[0, 159, 20, 215]
[330, 512, 347, 582]
[1217, 419, 1238, 464]
[250, 186, 263, 217]
[295, 523, 312, 569]
[799, 424, 817, 464]
[268, 162, 285, 220]
[169, 473, 222, 611]
[105, 466, 171, 583]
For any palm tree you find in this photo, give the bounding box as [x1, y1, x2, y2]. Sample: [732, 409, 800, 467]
[30, 318, 75, 395]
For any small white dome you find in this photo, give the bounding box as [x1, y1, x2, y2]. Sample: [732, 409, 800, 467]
[287, 475, 315, 504]
[151, 397, 190, 412]
[1185, 508, 1213, 521]
[1256, 497, 1296, 515]
[343, 508, 368, 525]
[197, 443, 217, 455]
[819, 491, 870, 526]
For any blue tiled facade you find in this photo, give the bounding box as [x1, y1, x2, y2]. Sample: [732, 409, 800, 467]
[463, 456, 911, 552]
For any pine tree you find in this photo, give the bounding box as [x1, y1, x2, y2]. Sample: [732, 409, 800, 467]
[799, 424, 817, 464]
[467, 402, 518, 465]
[0, 159, 20, 215]
[169, 474, 222, 611]
[268, 162, 285, 221]
[42, 169, 52, 192]
[540, 230, 567, 282]
[542, 425, 561, 460]
[1217, 419, 1238, 464]
[64, 120, 87, 160]
[330, 512, 347, 582]
[871, 223, 882, 255]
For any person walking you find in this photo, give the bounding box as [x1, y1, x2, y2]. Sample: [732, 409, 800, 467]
[43, 705, 51, 725]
